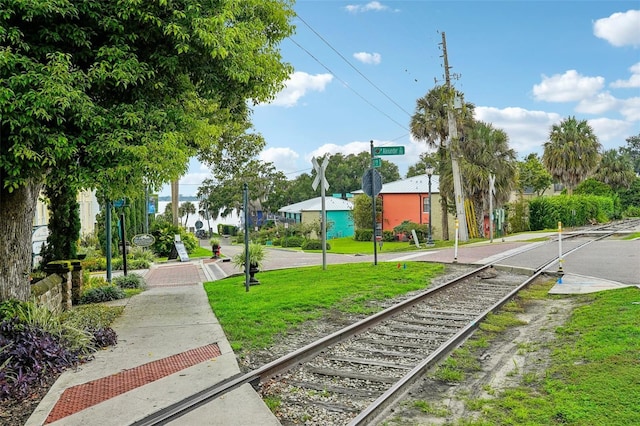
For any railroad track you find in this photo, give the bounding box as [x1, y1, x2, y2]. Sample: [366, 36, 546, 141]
[133, 220, 638, 426]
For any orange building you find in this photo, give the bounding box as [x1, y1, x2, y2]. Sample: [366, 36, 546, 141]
[355, 174, 454, 240]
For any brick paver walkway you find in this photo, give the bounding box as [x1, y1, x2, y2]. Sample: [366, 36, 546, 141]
[145, 263, 207, 287]
[45, 343, 221, 424]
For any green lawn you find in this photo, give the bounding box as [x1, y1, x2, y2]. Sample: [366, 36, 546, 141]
[203, 261, 444, 351]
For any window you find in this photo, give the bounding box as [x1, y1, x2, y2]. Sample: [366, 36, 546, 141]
[423, 196, 430, 213]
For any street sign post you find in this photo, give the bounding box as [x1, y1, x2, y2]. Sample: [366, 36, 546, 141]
[362, 168, 382, 197]
[311, 156, 330, 270]
[373, 146, 405, 156]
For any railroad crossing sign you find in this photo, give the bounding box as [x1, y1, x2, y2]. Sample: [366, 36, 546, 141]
[311, 156, 329, 191]
[362, 168, 383, 197]
[373, 146, 405, 156]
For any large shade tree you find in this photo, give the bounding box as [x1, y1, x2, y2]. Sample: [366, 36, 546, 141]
[517, 153, 553, 196]
[410, 85, 475, 240]
[197, 160, 287, 223]
[318, 151, 400, 197]
[542, 116, 601, 195]
[0, 0, 295, 301]
[406, 152, 440, 178]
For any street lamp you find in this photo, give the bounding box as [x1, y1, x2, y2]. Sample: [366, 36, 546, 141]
[426, 163, 435, 246]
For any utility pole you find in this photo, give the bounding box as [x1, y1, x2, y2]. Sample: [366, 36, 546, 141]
[441, 32, 469, 242]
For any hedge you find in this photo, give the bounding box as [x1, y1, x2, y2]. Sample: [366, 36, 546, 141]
[528, 195, 614, 230]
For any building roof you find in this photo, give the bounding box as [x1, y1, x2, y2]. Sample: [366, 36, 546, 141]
[353, 173, 440, 195]
[278, 196, 354, 214]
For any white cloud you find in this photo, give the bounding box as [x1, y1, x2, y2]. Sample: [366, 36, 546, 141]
[345, 1, 388, 13]
[267, 72, 333, 107]
[259, 147, 300, 176]
[593, 9, 640, 47]
[619, 96, 640, 121]
[475, 106, 561, 156]
[587, 117, 635, 149]
[611, 62, 640, 88]
[307, 141, 371, 162]
[575, 92, 619, 115]
[533, 70, 605, 103]
[353, 51, 382, 65]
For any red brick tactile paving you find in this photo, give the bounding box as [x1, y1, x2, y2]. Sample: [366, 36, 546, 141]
[145, 263, 207, 287]
[45, 343, 221, 424]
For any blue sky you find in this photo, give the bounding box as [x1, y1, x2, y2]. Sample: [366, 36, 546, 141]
[163, 1, 640, 197]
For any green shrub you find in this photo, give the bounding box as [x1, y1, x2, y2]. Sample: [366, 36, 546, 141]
[281, 236, 303, 247]
[80, 286, 126, 304]
[17, 302, 93, 353]
[84, 275, 110, 292]
[218, 224, 237, 236]
[393, 220, 428, 241]
[61, 305, 124, 329]
[126, 258, 151, 270]
[301, 239, 331, 250]
[151, 221, 198, 256]
[0, 299, 31, 322]
[382, 230, 395, 242]
[354, 229, 373, 242]
[129, 246, 154, 262]
[624, 205, 640, 218]
[113, 273, 146, 289]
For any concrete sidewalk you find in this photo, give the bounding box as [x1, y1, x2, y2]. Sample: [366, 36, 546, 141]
[27, 260, 280, 426]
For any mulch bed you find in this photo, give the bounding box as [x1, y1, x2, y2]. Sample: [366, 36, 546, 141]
[0, 373, 60, 426]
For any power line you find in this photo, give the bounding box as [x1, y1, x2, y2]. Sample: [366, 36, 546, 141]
[289, 37, 409, 132]
[295, 13, 413, 118]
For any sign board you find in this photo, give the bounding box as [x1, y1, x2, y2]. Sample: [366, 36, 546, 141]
[362, 169, 383, 197]
[168, 241, 189, 262]
[372, 157, 382, 168]
[411, 229, 421, 248]
[373, 146, 405, 156]
[195, 220, 203, 229]
[311, 156, 330, 191]
[132, 234, 155, 247]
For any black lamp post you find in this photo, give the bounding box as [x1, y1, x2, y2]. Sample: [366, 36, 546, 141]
[426, 164, 435, 246]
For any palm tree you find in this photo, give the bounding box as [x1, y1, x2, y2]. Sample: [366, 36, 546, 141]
[457, 121, 517, 235]
[593, 149, 636, 191]
[542, 117, 601, 195]
[179, 201, 196, 227]
[410, 85, 474, 240]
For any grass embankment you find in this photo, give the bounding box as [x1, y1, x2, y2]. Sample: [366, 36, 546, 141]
[203, 262, 444, 351]
[413, 282, 640, 425]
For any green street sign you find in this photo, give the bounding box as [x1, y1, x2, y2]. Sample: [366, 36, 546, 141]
[374, 146, 405, 156]
[372, 157, 382, 168]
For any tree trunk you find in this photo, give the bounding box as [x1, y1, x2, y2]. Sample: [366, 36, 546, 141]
[440, 195, 449, 240]
[0, 178, 43, 301]
[171, 180, 179, 226]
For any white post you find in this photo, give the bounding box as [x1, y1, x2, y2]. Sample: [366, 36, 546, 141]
[558, 221, 563, 274]
[489, 174, 495, 243]
[453, 219, 459, 263]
